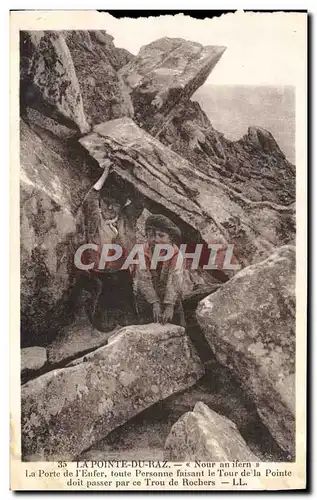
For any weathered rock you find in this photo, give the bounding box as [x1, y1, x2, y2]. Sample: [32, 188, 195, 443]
[159, 100, 295, 205]
[20, 181, 75, 346]
[80, 117, 295, 267]
[88, 30, 135, 70]
[47, 323, 118, 366]
[21, 323, 204, 460]
[64, 31, 134, 126]
[20, 31, 45, 82]
[22, 31, 89, 134]
[24, 107, 79, 140]
[119, 38, 226, 135]
[80, 357, 287, 462]
[164, 402, 259, 461]
[20, 118, 96, 209]
[196, 246, 295, 458]
[21, 347, 47, 374]
[20, 118, 98, 345]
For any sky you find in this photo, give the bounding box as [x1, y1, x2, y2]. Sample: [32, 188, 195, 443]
[194, 85, 295, 163]
[96, 12, 303, 164]
[101, 12, 306, 86]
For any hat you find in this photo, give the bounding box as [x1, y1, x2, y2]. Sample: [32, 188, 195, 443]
[145, 214, 181, 243]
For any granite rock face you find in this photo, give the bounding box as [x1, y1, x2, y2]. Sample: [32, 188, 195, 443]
[88, 30, 135, 70]
[196, 246, 296, 458]
[21, 31, 90, 134]
[80, 117, 295, 268]
[20, 32, 296, 348]
[20, 118, 98, 345]
[159, 100, 295, 205]
[119, 38, 226, 135]
[65, 30, 134, 126]
[164, 402, 259, 461]
[21, 323, 204, 460]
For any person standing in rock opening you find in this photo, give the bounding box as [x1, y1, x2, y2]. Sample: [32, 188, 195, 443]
[71, 161, 144, 333]
[134, 214, 186, 327]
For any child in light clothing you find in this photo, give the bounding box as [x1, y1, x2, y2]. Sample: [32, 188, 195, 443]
[134, 214, 185, 327]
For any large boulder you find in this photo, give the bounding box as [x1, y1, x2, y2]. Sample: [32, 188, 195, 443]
[21, 31, 89, 134]
[164, 402, 259, 461]
[21, 323, 204, 460]
[119, 38, 226, 135]
[196, 246, 295, 458]
[20, 119, 97, 345]
[159, 100, 295, 205]
[80, 118, 295, 267]
[78, 353, 287, 462]
[64, 30, 134, 126]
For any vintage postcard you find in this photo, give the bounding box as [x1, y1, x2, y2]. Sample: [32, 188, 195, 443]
[10, 10, 307, 491]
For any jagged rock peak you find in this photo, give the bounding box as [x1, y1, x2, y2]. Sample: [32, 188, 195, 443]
[245, 126, 286, 157]
[89, 30, 135, 69]
[89, 30, 114, 44]
[119, 38, 226, 135]
[22, 323, 204, 460]
[159, 99, 295, 204]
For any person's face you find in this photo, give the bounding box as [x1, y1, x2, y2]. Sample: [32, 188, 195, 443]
[100, 197, 122, 220]
[147, 228, 172, 249]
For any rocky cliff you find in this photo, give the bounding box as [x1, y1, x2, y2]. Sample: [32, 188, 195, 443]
[19, 30, 296, 461]
[159, 100, 295, 204]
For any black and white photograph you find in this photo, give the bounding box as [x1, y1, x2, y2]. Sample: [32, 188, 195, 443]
[10, 9, 307, 491]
